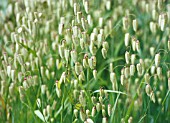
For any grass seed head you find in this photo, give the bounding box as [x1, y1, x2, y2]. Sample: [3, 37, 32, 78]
[92, 106, 96, 117]
[80, 109, 86, 121]
[96, 103, 101, 112]
[124, 33, 130, 47]
[132, 19, 138, 32]
[102, 117, 108, 123]
[130, 65, 135, 76]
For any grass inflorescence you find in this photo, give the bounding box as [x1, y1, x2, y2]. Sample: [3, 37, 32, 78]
[0, 0, 170, 123]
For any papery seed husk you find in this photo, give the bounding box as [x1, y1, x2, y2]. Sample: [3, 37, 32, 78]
[102, 41, 109, 51]
[131, 54, 136, 65]
[155, 53, 161, 67]
[80, 109, 86, 121]
[99, 17, 104, 27]
[84, 1, 89, 14]
[92, 106, 96, 117]
[93, 69, 97, 80]
[125, 33, 130, 46]
[96, 103, 101, 112]
[102, 48, 107, 59]
[128, 117, 133, 123]
[145, 84, 152, 96]
[124, 67, 130, 78]
[132, 19, 138, 32]
[121, 74, 125, 85]
[137, 63, 142, 76]
[110, 72, 116, 83]
[106, 0, 111, 10]
[56, 87, 61, 98]
[41, 85, 46, 94]
[102, 109, 106, 117]
[130, 65, 135, 76]
[46, 105, 52, 116]
[132, 39, 136, 51]
[150, 91, 155, 103]
[99, 96, 103, 104]
[74, 109, 78, 118]
[125, 51, 130, 64]
[122, 17, 129, 30]
[144, 73, 150, 83]
[71, 50, 78, 63]
[86, 109, 90, 117]
[75, 62, 83, 75]
[136, 40, 140, 52]
[87, 14, 93, 27]
[102, 117, 108, 123]
[108, 104, 111, 116]
[157, 67, 162, 79]
[86, 118, 94, 123]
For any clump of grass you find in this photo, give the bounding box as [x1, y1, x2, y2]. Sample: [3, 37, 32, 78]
[0, 0, 170, 123]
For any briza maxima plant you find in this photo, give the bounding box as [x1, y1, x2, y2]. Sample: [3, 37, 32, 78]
[0, 0, 170, 123]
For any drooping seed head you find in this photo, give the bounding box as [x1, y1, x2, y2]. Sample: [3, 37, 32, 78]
[125, 51, 130, 64]
[74, 109, 78, 118]
[156, 67, 162, 79]
[132, 19, 138, 32]
[101, 48, 107, 59]
[91, 106, 96, 117]
[130, 65, 135, 76]
[124, 33, 130, 46]
[124, 67, 130, 78]
[96, 103, 101, 112]
[80, 109, 86, 121]
[110, 72, 116, 83]
[145, 84, 152, 96]
[108, 104, 111, 116]
[84, 1, 89, 14]
[122, 16, 129, 30]
[168, 39, 170, 51]
[120, 74, 125, 85]
[93, 69, 97, 80]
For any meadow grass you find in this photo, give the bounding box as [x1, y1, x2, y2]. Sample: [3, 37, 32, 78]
[0, 0, 170, 123]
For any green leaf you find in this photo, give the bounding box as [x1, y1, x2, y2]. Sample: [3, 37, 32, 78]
[110, 93, 120, 122]
[57, 81, 61, 89]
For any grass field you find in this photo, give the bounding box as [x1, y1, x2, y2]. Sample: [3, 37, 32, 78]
[0, 0, 170, 123]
